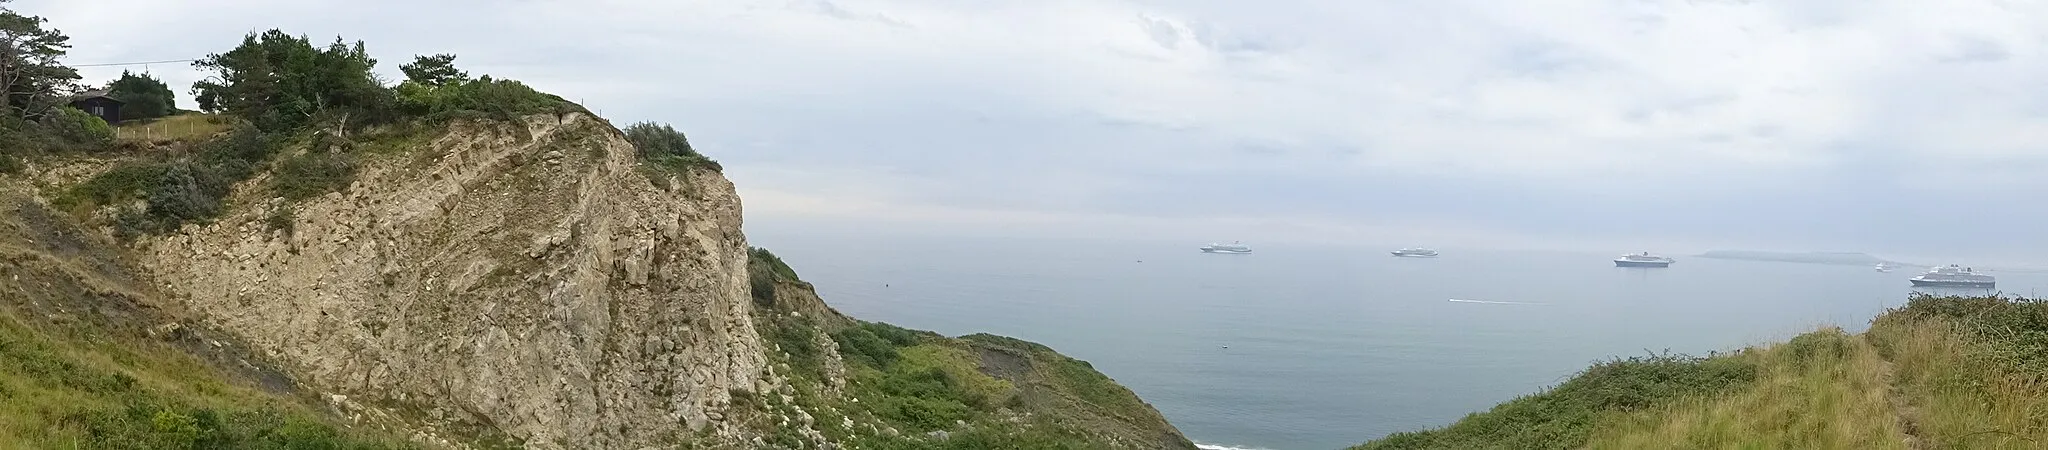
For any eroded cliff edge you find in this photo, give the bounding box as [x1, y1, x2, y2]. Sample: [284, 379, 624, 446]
[7, 113, 1193, 449]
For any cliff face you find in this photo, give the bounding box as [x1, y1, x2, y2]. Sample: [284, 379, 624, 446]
[10, 113, 1192, 449]
[129, 114, 764, 448]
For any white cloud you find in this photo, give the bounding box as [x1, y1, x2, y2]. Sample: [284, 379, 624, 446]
[20, 0, 2048, 255]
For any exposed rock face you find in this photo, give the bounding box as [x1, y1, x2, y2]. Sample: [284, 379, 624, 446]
[134, 114, 766, 449]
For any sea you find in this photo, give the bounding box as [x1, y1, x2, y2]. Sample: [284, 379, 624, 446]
[748, 232, 2040, 450]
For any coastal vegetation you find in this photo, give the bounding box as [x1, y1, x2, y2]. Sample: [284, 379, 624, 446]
[745, 248, 1194, 449]
[1355, 294, 2048, 449]
[0, 309, 411, 449]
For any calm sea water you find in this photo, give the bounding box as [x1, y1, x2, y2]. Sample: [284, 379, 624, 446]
[749, 233, 2042, 450]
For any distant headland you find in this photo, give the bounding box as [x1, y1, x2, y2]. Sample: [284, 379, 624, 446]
[1694, 250, 1890, 266]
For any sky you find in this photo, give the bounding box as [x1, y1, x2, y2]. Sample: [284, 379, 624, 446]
[19, 0, 2048, 263]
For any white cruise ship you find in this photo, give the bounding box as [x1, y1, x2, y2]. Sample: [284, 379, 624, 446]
[1613, 252, 1675, 268]
[1390, 248, 1439, 257]
[1200, 241, 1251, 254]
[1910, 265, 1995, 288]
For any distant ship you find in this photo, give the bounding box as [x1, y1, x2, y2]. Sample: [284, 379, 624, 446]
[1874, 263, 1894, 273]
[1910, 264, 1995, 288]
[1614, 252, 1675, 268]
[1200, 241, 1252, 254]
[1391, 248, 1439, 258]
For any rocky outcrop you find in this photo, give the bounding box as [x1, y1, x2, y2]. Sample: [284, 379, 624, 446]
[132, 114, 766, 449]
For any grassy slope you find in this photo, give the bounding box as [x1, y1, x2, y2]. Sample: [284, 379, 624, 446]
[1583, 329, 1904, 450]
[0, 191, 411, 449]
[1355, 295, 2048, 450]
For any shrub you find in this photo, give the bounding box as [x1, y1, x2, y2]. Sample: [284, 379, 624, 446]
[625, 122, 721, 172]
[1886, 294, 2048, 379]
[265, 206, 296, 236]
[833, 325, 904, 369]
[766, 315, 825, 377]
[42, 106, 114, 150]
[274, 151, 358, 201]
[396, 76, 578, 123]
[61, 125, 277, 236]
[748, 247, 800, 305]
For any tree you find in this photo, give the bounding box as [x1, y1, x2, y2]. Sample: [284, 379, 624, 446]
[399, 53, 466, 87]
[0, 1, 80, 120]
[107, 70, 175, 121]
[191, 30, 392, 133]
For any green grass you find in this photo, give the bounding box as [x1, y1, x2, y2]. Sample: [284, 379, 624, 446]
[115, 114, 233, 145]
[0, 310, 409, 448]
[1354, 350, 1758, 449]
[1865, 295, 2048, 448]
[1356, 295, 2048, 450]
[1584, 328, 1905, 450]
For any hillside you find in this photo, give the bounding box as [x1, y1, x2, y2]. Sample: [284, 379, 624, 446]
[1353, 294, 2048, 449]
[0, 184, 412, 448]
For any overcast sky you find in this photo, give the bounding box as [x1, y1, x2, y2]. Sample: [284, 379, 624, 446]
[22, 0, 2048, 262]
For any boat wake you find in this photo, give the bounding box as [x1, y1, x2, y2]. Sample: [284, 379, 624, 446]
[1448, 298, 1546, 306]
[1195, 443, 1273, 450]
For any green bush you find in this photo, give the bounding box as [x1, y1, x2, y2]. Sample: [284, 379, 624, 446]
[396, 76, 578, 123]
[60, 125, 278, 237]
[833, 323, 912, 370]
[1886, 294, 2048, 379]
[43, 106, 114, 149]
[625, 122, 721, 172]
[265, 206, 296, 236]
[274, 151, 358, 201]
[748, 247, 801, 305]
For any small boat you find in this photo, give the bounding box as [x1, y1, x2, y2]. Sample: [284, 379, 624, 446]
[1614, 252, 1675, 268]
[1874, 263, 1894, 273]
[1200, 241, 1252, 254]
[1910, 264, 1995, 288]
[1391, 248, 1439, 258]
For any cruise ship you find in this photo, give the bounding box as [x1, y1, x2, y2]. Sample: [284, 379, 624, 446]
[1200, 241, 1252, 254]
[1910, 265, 1995, 288]
[1390, 248, 1439, 257]
[1613, 252, 1675, 268]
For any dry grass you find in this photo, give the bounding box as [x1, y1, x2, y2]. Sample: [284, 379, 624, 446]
[114, 113, 231, 145]
[1867, 315, 2048, 449]
[1358, 296, 2048, 450]
[1585, 327, 1908, 450]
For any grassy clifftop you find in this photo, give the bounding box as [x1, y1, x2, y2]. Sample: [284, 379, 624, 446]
[1355, 294, 2048, 449]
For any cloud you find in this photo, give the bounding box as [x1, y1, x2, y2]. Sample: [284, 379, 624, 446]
[19, 0, 2048, 258]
